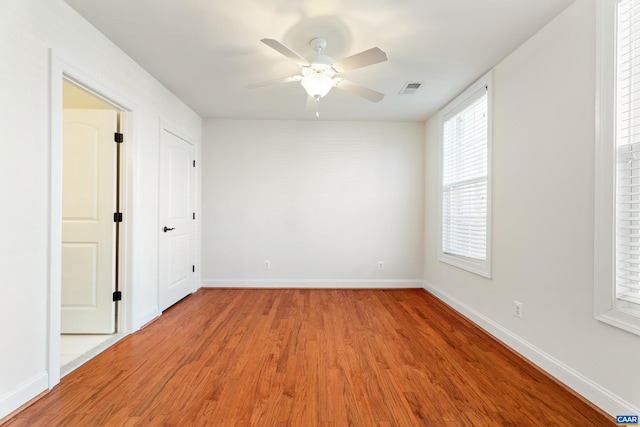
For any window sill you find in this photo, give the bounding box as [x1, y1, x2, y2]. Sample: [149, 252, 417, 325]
[596, 308, 640, 337]
[438, 252, 492, 279]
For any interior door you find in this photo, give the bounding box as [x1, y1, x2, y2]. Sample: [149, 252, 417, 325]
[159, 129, 195, 311]
[61, 109, 117, 333]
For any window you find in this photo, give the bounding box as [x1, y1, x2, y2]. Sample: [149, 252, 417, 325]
[439, 72, 492, 278]
[595, 0, 640, 335]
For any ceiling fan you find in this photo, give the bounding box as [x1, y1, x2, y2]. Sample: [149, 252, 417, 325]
[247, 37, 388, 115]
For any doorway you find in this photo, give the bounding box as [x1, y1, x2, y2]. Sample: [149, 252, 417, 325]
[59, 79, 123, 374]
[49, 53, 134, 388]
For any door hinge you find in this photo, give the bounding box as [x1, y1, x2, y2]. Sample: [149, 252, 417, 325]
[114, 132, 124, 143]
[113, 291, 122, 301]
[193, 160, 196, 167]
[192, 265, 195, 273]
[193, 212, 195, 220]
[114, 212, 123, 223]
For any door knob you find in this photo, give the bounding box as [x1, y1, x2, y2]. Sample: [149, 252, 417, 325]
[163, 226, 175, 232]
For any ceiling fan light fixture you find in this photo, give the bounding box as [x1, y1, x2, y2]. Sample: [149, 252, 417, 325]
[300, 72, 335, 99]
[251, 38, 387, 104]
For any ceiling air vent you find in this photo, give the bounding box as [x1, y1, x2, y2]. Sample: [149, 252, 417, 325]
[399, 82, 423, 95]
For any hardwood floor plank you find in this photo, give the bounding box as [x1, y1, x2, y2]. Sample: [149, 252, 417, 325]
[6, 289, 614, 426]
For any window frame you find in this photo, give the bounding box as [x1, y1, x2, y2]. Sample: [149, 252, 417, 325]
[438, 71, 493, 278]
[595, 0, 640, 336]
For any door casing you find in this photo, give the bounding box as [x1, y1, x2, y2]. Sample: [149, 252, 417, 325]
[49, 51, 134, 388]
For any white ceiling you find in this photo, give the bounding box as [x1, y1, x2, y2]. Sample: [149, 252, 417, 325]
[64, 0, 575, 122]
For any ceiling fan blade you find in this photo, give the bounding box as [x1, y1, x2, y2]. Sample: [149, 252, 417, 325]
[260, 38, 309, 65]
[334, 79, 385, 103]
[332, 47, 387, 73]
[245, 75, 301, 89]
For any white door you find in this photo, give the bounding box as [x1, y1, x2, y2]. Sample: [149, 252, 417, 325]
[61, 109, 117, 333]
[159, 129, 195, 311]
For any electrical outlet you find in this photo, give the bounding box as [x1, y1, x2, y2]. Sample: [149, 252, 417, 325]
[377, 261, 384, 270]
[264, 260, 271, 270]
[514, 301, 523, 319]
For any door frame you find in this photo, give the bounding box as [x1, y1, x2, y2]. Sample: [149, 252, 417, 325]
[49, 51, 135, 388]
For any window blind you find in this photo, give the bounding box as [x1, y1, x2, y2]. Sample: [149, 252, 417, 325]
[616, 0, 640, 310]
[442, 87, 488, 261]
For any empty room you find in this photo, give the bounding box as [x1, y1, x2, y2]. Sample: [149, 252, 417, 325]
[1, 0, 639, 425]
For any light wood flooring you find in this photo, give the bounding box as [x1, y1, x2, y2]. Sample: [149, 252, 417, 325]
[5, 288, 613, 426]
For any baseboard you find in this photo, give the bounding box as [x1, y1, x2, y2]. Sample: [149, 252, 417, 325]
[0, 372, 48, 420]
[134, 306, 160, 332]
[423, 281, 640, 417]
[202, 279, 424, 289]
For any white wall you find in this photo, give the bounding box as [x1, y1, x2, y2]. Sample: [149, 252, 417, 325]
[424, 0, 640, 415]
[202, 119, 424, 287]
[0, 0, 201, 418]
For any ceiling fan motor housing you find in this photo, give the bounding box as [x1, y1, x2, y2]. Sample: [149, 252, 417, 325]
[307, 38, 334, 66]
